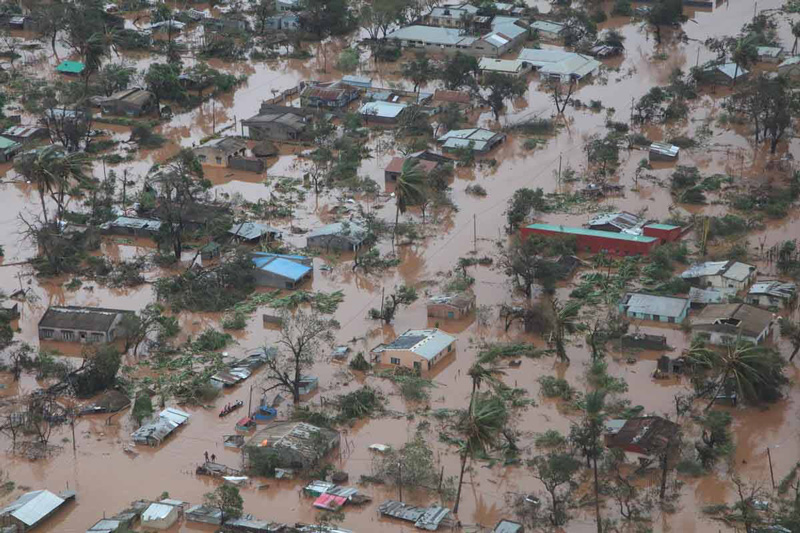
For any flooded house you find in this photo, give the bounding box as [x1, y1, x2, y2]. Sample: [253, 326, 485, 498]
[242, 105, 309, 141]
[55, 60, 85, 76]
[478, 58, 532, 76]
[605, 416, 679, 461]
[691, 303, 775, 345]
[38, 305, 131, 343]
[140, 501, 180, 530]
[387, 17, 527, 58]
[99, 88, 156, 117]
[587, 211, 643, 234]
[131, 407, 191, 446]
[425, 4, 477, 28]
[680, 260, 756, 290]
[522, 224, 659, 256]
[688, 287, 737, 307]
[437, 128, 506, 153]
[275, 0, 300, 12]
[649, 142, 680, 162]
[306, 222, 368, 252]
[371, 328, 456, 372]
[378, 500, 455, 531]
[618, 293, 690, 324]
[359, 101, 409, 124]
[701, 62, 747, 85]
[518, 48, 600, 81]
[493, 520, 525, 533]
[251, 252, 313, 289]
[384, 156, 438, 182]
[100, 216, 162, 237]
[246, 421, 340, 470]
[778, 55, 800, 78]
[530, 20, 565, 40]
[746, 280, 797, 309]
[1, 125, 48, 144]
[427, 292, 476, 320]
[756, 45, 783, 63]
[0, 489, 76, 532]
[341, 75, 373, 90]
[0, 135, 22, 162]
[192, 137, 248, 167]
[228, 222, 282, 244]
[300, 84, 359, 109]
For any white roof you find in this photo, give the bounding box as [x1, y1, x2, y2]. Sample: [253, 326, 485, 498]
[518, 48, 574, 66]
[359, 101, 408, 118]
[681, 261, 729, 279]
[779, 55, 800, 67]
[708, 62, 747, 79]
[388, 25, 476, 47]
[621, 293, 689, 318]
[650, 142, 679, 157]
[530, 20, 564, 34]
[757, 46, 782, 57]
[490, 17, 527, 40]
[538, 53, 601, 79]
[2, 490, 66, 527]
[142, 503, 176, 522]
[159, 407, 190, 425]
[377, 329, 456, 361]
[723, 262, 756, 282]
[479, 57, 526, 73]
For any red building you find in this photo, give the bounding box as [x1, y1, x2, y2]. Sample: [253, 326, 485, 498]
[642, 223, 682, 244]
[522, 223, 659, 257]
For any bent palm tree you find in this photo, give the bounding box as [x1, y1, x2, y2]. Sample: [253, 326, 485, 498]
[550, 298, 583, 363]
[392, 158, 425, 250]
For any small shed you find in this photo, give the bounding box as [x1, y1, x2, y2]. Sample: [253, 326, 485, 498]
[141, 502, 179, 530]
[427, 292, 475, 320]
[251, 252, 313, 289]
[56, 60, 85, 75]
[649, 142, 679, 161]
[0, 135, 22, 162]
[306, 222, 368, 252]
[642, 223, 681, 243]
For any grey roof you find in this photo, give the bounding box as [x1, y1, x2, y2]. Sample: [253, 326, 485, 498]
[38, 306, 128, 332]
[87, 518, 123, 532]
[307, 222, 367, 244]
[689, 287, 737, 304]
[621, 293, 689, 319]
[378, 500, 452, 530]
[692, 303, 774, 338]
[142, 503, 175, 522]
[748, 281, 796, 299]
[493, 520, 525, 533]
[387, 25, 477, 46]
[342, 75, 372, 87]
[375, 329, 456, 361]
[707, 62, 747, 79]
[200, 136, 247, 153]
[243, 110, 306, 131]
[537, 52, 600, 78]
[101, 216, 162, 231]
[0, 490, 67, 527]
[437, 128, 504, 151]
[681, 260, 755, 282]
[723, 261, 756, 282]
[479, 58, 528, 73]
[360, 101, 408, 118]
[587, 211, 643, 233]
[650, 142, 679, 158]
[228, 221, 282, 240]
[757, 46, 782, 58]
[519, 48, 572, 65]
[530, 20, 565, 34]
[131, 408, 190, 444]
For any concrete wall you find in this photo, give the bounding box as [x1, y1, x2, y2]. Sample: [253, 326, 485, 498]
[373, 341, 454, 371]
[229, 156, 266, 173]
[307, 235, 361, 252]
[253, 269, 310, 289]
[245, 123, 302, 141]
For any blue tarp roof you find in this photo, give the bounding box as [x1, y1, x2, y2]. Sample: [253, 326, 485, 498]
[255, 257, 312, 281]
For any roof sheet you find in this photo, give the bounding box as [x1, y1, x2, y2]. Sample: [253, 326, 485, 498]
[388, 25, 475, 46]
[723, 261, 756, 282]
[379, 329, 456, 361]
[229, 222, 282, 240]
[360, 101, 408, 118]
[0, 136, 21, 150]
[307, 222, 367, 243]
[2, 490, 66, 527]
[621, 293, 689, 318]
[479, 58, 525, 73]
[56, 60, 85, 74]
[38, 306, 127, 332]
[645, 223, 679, 230]
[103, 216, 162, 231]
[588, 211, 643, 231]
[692, 303, 774, 338]
[526, 224, 658, 243]
[650, 142, 679, 157]
[142, 503, 175, 521]
[779, 55, 800, 67]
[748, 281, 796, 298]
[539, 53, 600, 78]
[530, 20, 564, 34]
[261, 257, 312, 281]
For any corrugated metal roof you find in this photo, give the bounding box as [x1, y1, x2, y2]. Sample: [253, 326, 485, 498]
[530, 20, 564, 34]
[493, 519, 524, 533]
[621, 293, 689, 318]
[539, 53, 600, 78]
[723, 262, 755, 282]
[307, 222, 367, 243]
[2, 490, 66, 527]
[388, 25, 476, 46]
[87, 518, 122, 532]
[261, 257, 312, 281]
[645, 223, 679, 230]
[650, 142, 679, 158]
[103, 216, 162, 231]
[479, 58, 525, 73]
[377, 329, 456, 361]
[779, 55, 800, 67]
[160, 407, 190, 425]
[681, 261, 729, 279]
[526, 224, 658, 243]
[359, 101, 408, 118]
[0, 136, 21, 150]
[689, 287, 736, 304]
[748, 281, 796, 298]
[142, 503, 175, 521]
[228, 222, 282, 240]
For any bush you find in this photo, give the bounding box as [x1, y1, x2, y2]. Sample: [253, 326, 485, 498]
[373, 46, 402, 62]
[336, 49, 360, 72]
[612, 0, 633, 15]
[538, 376, 575, 400]
[465, 184, 487, 196]
[193, 329, 234, 351]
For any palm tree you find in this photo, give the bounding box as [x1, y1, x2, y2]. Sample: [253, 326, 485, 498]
[392, 158, 425, 250]
[467, 362, 505, 412]
[779, 318, 800, 362]
[584, 391, 606, 533]
[453, 393, 508, 514]
[14, 146, 89, 224]
[549, 298, 583, 363]
[685, 339, 787, 410]
[730, 36, 757, 87]
[792, 21, 800, 54]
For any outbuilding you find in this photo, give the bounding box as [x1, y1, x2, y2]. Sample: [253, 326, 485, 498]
[359, 101, 408, 124]
[100, 88, 156, 117]
[649, 142, 679, 161]
[642, 223, 682, 243]
[427, 292, 476, 320]
[0, 135, 22, 162]
[192, 137, 248, 167]
[681, 260, 756, 290]
[246, 421, 340, 470]
[619, 293, 690, 324]
[0, 489, 76, 531]
[306, 222, 368, 252]
[251, 252, 313, 289]
[228, 222, 282, 244]
[242, 106, 308, 141]
[141, 502, 179, 530]
[100, 216, 162, 237]
[371, 328, 456, 372]
[691, 303, 775, 345]
[38, 306, 130, 343]
[746, 280, 797, 309]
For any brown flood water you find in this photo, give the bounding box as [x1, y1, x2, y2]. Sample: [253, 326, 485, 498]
[2, 0, 800, 531]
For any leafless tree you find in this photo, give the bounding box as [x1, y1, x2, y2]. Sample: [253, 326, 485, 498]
[549, 78, 578, 115]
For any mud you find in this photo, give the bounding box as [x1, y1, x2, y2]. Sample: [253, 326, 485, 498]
[2, 0, 800, 531]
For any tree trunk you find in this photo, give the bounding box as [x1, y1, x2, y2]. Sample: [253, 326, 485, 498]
[392, 202, 400, 252]
[594, 455, 602, 533]
[453, 452, 467, 513]
[789, 344, 799, 362]
[659, 450, 669, 500]
[705, 370, 730, 411]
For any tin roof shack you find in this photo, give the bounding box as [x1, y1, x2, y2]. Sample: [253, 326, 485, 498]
[131, 407, 191, 446]
[586, 211, 643, 234]
[0, 490, 76, 531]
[757, 46, 783, 63]
[228, 222, 282, 244]
[251, 252, 313, 289]
[778, 55, 800, 78]
[649, 142, 679, 162]
[2, 125, 48, 144]
[619, 293, 690, 324]
[371, 328, 456, 372]
[242, 106, 309, 141]
[306, 222, 368, 252]
[642, 223, 682, 244]
[56, 60, 85, 75]
[384, 157, 439, 183]
[692, 303, 775, 345]
[193, 137, 248, 167]
[688, 287, 737, 308]
[378, 500, 455, 531]
[0, 136, 22, 162]
[681, 260, 756, 290]
[493, 520, 525, 533]
[300, 84, 359, 109]
[246, 421, 340, 470]
[427, 292, 476, 320]
[140, 502, 179, 530]
[186, 504, 223, 525]
[100, 216, 162, 237]
[437, 128, 506, 153]
[87, 518, 125, 532]
[360, 101, 408, 125]
[38, 306, 130, 344]
[530, 20, 565, 40]
[700, 62, 748, 85]
[605, 416, 679, 462]
[100, 88, 155, 117]
[522, 224, 659, 257]
[746, 281, 797, 310]
[478, 58, 532, 76]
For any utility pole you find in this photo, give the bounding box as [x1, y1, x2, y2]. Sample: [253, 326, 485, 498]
[397, 461, 403, 501]
[767, 447, 776, 490]
[212, 97, 216, 134]
[248, 384, 254, 416]
[557, 153, 562, 187]
[473, 214, 477, 252]
[380, 287, 385, 319]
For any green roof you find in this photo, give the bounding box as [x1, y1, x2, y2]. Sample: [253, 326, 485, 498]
[0, 136, 20, 150]
[645, 223, 680, 230]
[56, 61, 85, 74]
[526, 224, 658, 243]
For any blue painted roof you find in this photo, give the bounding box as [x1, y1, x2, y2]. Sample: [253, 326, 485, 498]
[252, 252, 309, 265]
[256, 257, 312, 281]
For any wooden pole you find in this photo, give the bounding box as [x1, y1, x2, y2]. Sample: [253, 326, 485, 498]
[398, 461, 403, 501]
[767, 447, 776, 490]
[473, 214, 477, 252]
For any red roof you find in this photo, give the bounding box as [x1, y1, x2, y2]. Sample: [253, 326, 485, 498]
[313, 493, 347, 511]
[434, 89, 471, 105]
[385, 157, 438, 175]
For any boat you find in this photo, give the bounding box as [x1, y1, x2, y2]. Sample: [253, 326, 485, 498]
[252, 405, 277, 423]
[219, 400, 244, 418]
[235, 416, 256, 432]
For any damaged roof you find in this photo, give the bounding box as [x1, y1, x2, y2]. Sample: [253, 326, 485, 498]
[692, 303, 774, 338]
[378, 500, 453, 531]
[307, 222, 367, 244]
[606, 416, 679, 456]
[228, 221, 283, 241]
[428, 292, 474, 309]
[38, 306, 129, 332]
[587, 211, 643, 233]
[748, 280, 796, 299]
[373, 329, 456, 361]
[247, 421, 339, 463]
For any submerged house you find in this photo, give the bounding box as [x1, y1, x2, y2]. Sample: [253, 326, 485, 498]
[99, 88, 156, 117]
[681, 260, 756, 290]
[437, 128, 506, 153]
[371, 329, 456, 372]
[100, 216, 162, 237]
[246, 421, 340, 470]
[228, 222, 282, 244]
[649, 142, 680, 161]
[0, 489, 76, 532]
[0, 136, 22, 163]
[384, 156, 439, 182]
[746, 280, 797, 309]
[131, 407, 191, 446]
[701, 62, 747, 84]
[530, 20, 565, 39]
[306, 222, 368, 252]
[518, 48, 600, 81]
[427, 292, 476, 320]
[192, 137, 248, 167]
[141, 502, 180, 530]
[587, 211, 643, 234]
[252, 252, 313, 289]
[359, 101, 408, 124]
[605, 416, 679, 460]
[778, 55, 800, 78]
[300, 84, 359, 109]
[378, 500, 454, 531]
[242, 106, 309, 141]
[619, 293, 690, 324]
[38, 306, 130, 343]
[691, 303, 775, 345]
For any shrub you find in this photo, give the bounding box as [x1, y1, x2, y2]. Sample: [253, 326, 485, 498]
[538, 376, 575, 400]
